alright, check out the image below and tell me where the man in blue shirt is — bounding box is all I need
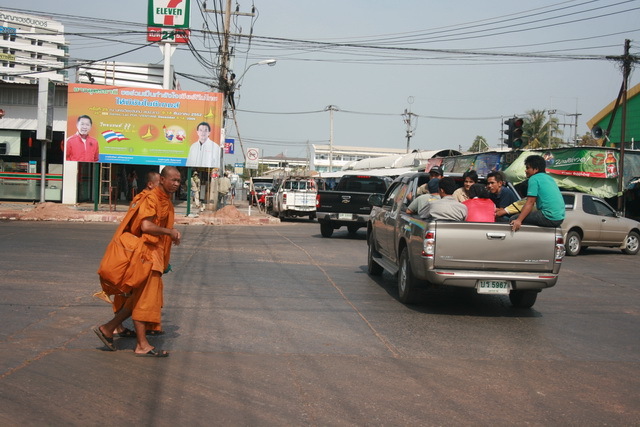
[510,155,565,231]
[487,171,519,222]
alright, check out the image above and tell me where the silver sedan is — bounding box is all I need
[562,191,640,256]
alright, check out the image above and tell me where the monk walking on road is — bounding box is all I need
[93,166,182,357]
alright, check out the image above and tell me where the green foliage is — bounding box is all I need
[522,109,563,149]
[469,135,489,152]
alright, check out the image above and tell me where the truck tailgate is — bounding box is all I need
[433,222,558,272]
[292,192,315,207]
[317,191,373,214]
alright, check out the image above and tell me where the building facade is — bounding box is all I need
[0,10,69,84]
[311,144,407,172]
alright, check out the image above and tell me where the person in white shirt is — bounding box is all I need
[186,122,220,168]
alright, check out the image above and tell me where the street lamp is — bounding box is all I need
[236,59,277,87]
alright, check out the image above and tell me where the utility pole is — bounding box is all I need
[606,39,639,212]
[547,109,556,148]
[202,2,256,208]
[564,113,581,146]
[402,97,416,153]
[618,39,631,212]
[402,108,416,153]
[326,105,338,172]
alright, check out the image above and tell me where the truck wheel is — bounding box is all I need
[509,290,538,308]
[320,222,334,238]
[367,236,384,276]
[622,231,640,255]
[347,225,359,234]
[398,248,418,304]
[565,231,582,256]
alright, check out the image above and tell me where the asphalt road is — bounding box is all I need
[0,221,638,426]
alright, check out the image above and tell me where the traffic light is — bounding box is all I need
[512,117,524,149]
[504,118,514,148]
[504,117,524,149]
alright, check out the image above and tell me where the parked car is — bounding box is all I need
[562,191,640,256]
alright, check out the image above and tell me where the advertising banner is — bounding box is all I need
[543,148,619,179]
[66,84,223,167]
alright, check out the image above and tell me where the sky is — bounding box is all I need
[2,0,640,166]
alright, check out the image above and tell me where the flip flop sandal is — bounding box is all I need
[135,349,169,357]
[146,330,164,336]
[93,327,116,351]
[117,328,137,338]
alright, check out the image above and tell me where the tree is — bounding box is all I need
[469,135,489,152]
[522,109,563,149]
[578,132,602,147]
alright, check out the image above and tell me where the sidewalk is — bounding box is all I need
[0,196,279,225]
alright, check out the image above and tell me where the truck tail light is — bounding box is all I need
[282,194,287,204]
[555,234,565,263]
[422,231,435,258]
[316,194,320,208]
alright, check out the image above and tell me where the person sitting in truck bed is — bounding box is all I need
[452,170,478,203]
[463,184,495,222]
[417,177,467,221]
[510,154,565,232]
[487,171,519,222]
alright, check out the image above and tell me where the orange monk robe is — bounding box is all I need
[122,186,175,330]
[110,189,153,314]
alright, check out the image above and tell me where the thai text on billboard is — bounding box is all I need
[66,84,223,167]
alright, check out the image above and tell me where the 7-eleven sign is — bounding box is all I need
[148,0,190,28]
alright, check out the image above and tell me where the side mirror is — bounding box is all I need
[368,193,384,207]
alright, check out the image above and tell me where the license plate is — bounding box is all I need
[477,280,511,294]
[338,213,353,220]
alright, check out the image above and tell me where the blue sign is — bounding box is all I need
[224,138,234,154]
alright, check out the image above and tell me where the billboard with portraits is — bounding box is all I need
[65,84,223,167]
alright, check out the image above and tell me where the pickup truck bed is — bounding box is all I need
[367,172,565,308]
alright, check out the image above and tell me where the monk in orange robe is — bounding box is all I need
[93,166,181,357]
[96,171,162,337]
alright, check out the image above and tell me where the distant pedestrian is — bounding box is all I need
[218,172,232,209]
[191,171,202,211]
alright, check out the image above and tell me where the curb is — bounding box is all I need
[0,207,280,226]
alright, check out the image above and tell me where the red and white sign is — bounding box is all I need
[147,27,190,43]
[246,148,259,169]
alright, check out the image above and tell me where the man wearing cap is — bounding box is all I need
[414,166,444,198]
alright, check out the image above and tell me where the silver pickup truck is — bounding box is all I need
[367,172,565,308]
